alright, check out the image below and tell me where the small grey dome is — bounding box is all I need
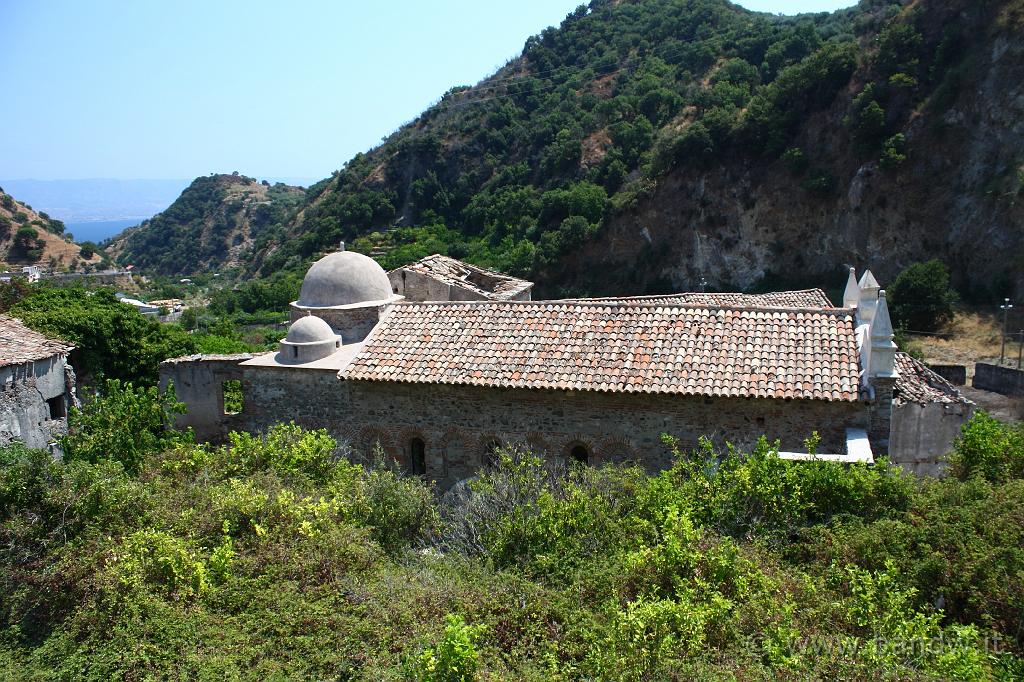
[297,250,392,307]
[285,315,336,343]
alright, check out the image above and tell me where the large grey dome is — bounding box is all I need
[285,315,336,343]
[297,251,392,307]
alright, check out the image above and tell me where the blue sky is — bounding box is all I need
[1,1,855,182]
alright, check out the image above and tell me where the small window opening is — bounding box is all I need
[570,444,589,465]
[46,395,65,420]
[410,438,426,476]
[293,346,299,358]
[222,380,243,415]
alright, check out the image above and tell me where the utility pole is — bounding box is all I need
[999,298,1013,365]
[1018,329,1023,370]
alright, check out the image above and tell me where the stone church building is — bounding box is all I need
[162,249,972,487]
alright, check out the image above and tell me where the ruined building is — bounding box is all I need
[0,315,77,452]
[162,250,973,486]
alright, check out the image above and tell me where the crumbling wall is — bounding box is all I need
[159,354,251,442]
[889,400,974,477]
[0,355,73,450]
[388,269,457,301]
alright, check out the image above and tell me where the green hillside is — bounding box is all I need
[108,173,304,275]
[112,0,1024,299]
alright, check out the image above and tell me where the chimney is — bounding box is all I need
[843,267,860,308]
[339,241,346,252]
[856,269,880,326]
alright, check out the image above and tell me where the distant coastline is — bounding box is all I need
[64,219,143,244]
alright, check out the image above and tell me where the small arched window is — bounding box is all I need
[570,444,589,465]
[410,438,426,476]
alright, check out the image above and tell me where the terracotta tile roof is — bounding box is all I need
[894,352,973,406]
[392,254,533,300]
[0,315,74,368]
[562,289,833,308]
[343,301,860,401]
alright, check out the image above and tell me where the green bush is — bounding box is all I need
[949,411,1024,483]
[62,379,187,475]
[11,287,197,385]
[414,614,485,682]
[888,259,956,332]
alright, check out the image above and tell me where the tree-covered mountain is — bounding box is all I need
[114,0,1024,300]
[106,174,304,275]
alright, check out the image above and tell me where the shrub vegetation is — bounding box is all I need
[1,393,1022,678]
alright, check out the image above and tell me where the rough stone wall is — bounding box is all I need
[973,363,1024,397]
[867,377,895,453]
[240,368,866,490]
[159,355,251,442]
[0,355,74,450]
[289,303,387,343]
[889,401,974,477]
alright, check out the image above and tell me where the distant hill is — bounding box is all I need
[0,188,102,271]
[113,0,1024,301]
[105,174,305,275]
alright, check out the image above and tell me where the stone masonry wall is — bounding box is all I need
[159,355,251,442]
[241,368,867,490]
[0,355,74,450]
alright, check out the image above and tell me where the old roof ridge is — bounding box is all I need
[386,297,854,318]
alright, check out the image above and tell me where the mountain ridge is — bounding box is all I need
[109,0,1024,300]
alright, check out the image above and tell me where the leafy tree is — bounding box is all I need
[10,286,196,384]
[879,133,907,169]
[78,241,99,259]
[62,379,188,475]
[949,412,1024,483]
[888,260,956,332]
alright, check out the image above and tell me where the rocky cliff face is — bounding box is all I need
[549,3,1024,300]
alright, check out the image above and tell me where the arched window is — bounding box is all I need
[570,444,589,465]
[410,438,426,476]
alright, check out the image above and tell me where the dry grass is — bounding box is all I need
[911,309,1022,369]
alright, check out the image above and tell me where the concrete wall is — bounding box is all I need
[889,400,974,477]
[159,355,251,442]
[239,366,866,490]
[973,363,1024,397]
[0,355,75,450]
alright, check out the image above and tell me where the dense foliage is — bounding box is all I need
[888,259,957,332]
[4,285,196,385]
[1,399,1022,678]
